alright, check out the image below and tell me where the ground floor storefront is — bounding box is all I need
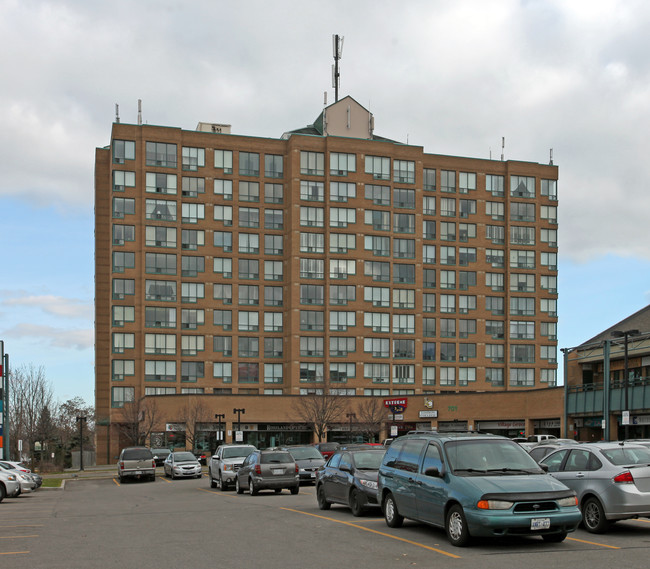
[97,387,564,464]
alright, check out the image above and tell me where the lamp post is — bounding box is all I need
[611,329,640,440]
[233,408,245,442]
[346,412,356,443]
[76,416,87,471]
[214,413,225,450]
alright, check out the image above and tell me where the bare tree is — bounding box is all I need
[118,397,159,446]
[293,388,349,442]
[355,397,386,443]
[8,364,54,463]
[176,398,211,451]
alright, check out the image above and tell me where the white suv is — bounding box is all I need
[208,444,256,490]
[0,469,20,502]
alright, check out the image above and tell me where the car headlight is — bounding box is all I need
[7,474,16,481]
[359,479,378,490]
[558,496,578,507]
[223,464,233,471]
[477,500,513,510]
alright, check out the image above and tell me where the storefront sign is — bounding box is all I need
[384,398,408,413]
[166,423,185,431]
[478,420,525,430]
[419,410,438,418]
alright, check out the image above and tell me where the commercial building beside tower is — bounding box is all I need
[94,96,561,464]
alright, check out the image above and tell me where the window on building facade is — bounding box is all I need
[214,149,233,172]
[365,155,390,180]
[300,151,325,175]
[146,142,177,168]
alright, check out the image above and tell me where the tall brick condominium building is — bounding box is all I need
[95,96,559,461]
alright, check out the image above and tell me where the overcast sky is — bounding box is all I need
[1,0,649,404]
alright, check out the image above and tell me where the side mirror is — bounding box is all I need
[424,466,443,478]
[539,463,549,472]
[339,464,351,473]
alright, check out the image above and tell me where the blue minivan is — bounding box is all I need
[377,431,582,546]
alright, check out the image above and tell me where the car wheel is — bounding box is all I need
[349,489,364,517]
[150,473,156,482]
[446,504,471,547]
[583,497,609,533]
[249,478,259,496]
[16,488,21,497]
[383,493,404,528]
[317,485,331,510]
[0,483,6,503]
[236,477,244,494]
[542,531,567,543]
[219,473,227,491]
[290,485,299,495]
[209,469,217,488]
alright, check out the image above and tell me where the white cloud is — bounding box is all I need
[1,294,92,320]
[2,323,93,351]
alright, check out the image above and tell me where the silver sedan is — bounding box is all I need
[541,442,650,533]
[163,451,203,480]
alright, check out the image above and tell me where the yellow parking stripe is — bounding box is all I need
[0,525,42,528]
[0,552,29,555]
[0,535,38,539]
[566,537,620,549]
[281,508,461,559]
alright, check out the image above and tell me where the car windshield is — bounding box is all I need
[173,452,197,462]
[352,451,384,470]
[223,447,255,459]
[288,447,323,460]
[152,449,170,456]
[445,439,542,475]
[261,452,293,464]
[601,446,650,465]
[122,449,152,460]
[318,443,339,451]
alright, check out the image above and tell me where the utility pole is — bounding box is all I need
[76,416,87,470]
[214,413,225,451]
[233,408,245,443]
[0,341,8,461]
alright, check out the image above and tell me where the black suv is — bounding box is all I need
[378,431,581,546]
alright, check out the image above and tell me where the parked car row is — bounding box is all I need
[0,460,42,502]
[316,432,585,548]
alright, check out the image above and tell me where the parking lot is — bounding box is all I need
[2,472,650,569]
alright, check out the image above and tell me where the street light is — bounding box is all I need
[233,408,245,442]
[346,412,356,443]
[214,413,225,450]
[611,329,640,440]
[76,416,87,471]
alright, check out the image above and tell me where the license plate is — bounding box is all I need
[310,472,316,478]
[272,468,283,475]
[135,470,142,475]
[531,518,550,531]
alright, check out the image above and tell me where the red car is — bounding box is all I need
[313,442,340,460]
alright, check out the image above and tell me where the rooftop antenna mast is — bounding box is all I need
[115,103,120,123]
[332,34,344,102]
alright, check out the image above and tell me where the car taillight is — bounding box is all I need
[255,465,262,475]
[119,462,124,469]
[295,464,299,473]
[614,471,634,484]
[151,460,156,468]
